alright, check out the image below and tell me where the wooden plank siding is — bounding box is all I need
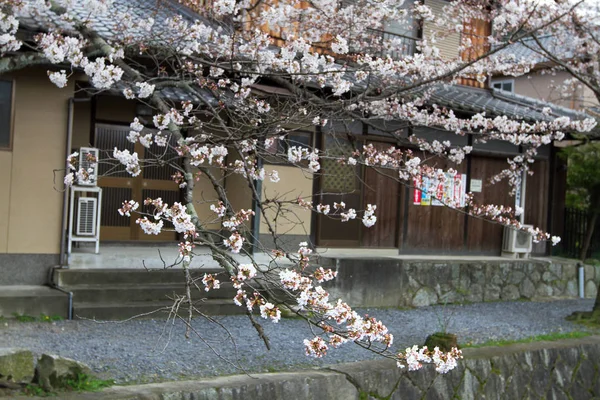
[525,160,550,254]
[314,126,558,255]
[361,145,400,248]
[402,156,467,253]
[465,155,514,253]
[458,17,491,88]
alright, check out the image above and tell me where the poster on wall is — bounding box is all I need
[413,176,422,205]
[445,174,455,205]
[457,174,467,207]
[413,173,467,208]
[420,176,431,206]
[432,176,444,206]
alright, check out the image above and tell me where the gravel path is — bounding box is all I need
[0,299,597,384]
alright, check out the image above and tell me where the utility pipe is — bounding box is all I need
[578,262,585,299]
[59,97,91,267]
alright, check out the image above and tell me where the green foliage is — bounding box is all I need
[562,143,600,212]
[9,313,63,323]
[23,384,53,397]
[21,374,113,397]
[462,331,591,348]
[566,188,589,210]
[39,314,63,323]
[12,313,36,322]
[62,373,114,392]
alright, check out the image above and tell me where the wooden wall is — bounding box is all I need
[465,156,513,254]
[314,125,559,255]
[398,152,553,255]
[401,157,467,252]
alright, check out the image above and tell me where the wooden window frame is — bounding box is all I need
[0,79,15,151]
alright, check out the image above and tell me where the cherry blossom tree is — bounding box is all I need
[1,0,598,372]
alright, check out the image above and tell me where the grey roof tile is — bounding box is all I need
[19,0,223,41]
[493,35,572,67]
[429,83,591,124]
[17,2,596,131]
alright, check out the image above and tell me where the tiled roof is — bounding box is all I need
[18,0,223,40]
[430,84,590,123]
[19,0,222,104]
[493,35,572,67]
[17,2,596,131]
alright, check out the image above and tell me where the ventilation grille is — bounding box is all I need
[515,230,531,248]
[77,197,97,236]
[78,147,99,186]
[502,225,533,253]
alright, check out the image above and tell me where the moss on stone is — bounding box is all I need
[424,332,458,352]
[0,349,34,384]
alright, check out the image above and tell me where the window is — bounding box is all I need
[264,131,313,164]
[492,79,514,93]
[0,80,13,149]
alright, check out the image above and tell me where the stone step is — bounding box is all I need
[72,299,245,320]
[0,286,69,319]
[63,283,237,303]
[53,268,224,287]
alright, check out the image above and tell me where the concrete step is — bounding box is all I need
[53,268,224,286]
[73,299,245,320]
[0,286,69,319]
[63,283,237,303]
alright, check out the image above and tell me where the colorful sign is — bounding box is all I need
[413,176,422,205]
[413,173,467,208]
[420,176,431,206]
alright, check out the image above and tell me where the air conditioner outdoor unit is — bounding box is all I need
[502,225,533,254]
[76,197,97,236]
[77,147,99,186]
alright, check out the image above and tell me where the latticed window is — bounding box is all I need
[321,136,357,193]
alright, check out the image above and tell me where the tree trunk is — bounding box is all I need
[580,211,598,261]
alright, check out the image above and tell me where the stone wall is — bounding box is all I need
[37,336,600,399]
[318,257,600,308]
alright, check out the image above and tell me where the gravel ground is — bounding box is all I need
[0,299,597,384]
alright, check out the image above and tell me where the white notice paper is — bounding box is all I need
[470,179,482,193]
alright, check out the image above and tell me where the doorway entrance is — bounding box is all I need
[95,123,180,241]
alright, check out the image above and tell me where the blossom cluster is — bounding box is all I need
[287,146,320,172]
[300,199,377,228]
[397,345,463,374]
[117,197,198,261]
[113,148,141,177]
[63,151,98,187]
[0,4,21,53]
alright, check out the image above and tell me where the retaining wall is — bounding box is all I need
[319,257,600,308]
[27,336,600,399]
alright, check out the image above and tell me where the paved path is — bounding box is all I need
[68,244,553,269]
[0,299,597,384]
